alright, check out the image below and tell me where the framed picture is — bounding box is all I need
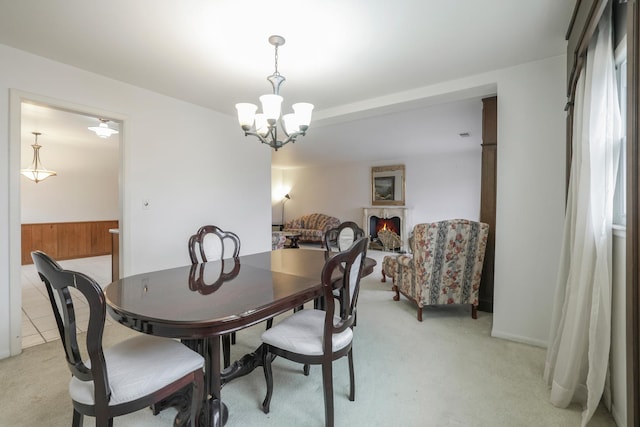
[372,165,405,206]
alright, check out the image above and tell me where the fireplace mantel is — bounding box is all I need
[363,207,409,252]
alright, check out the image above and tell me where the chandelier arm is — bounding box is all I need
[280,134,297,146]
[291,130,305,138]
[284,129,305,140]
[269,124,278,143]
[32,145,41,169]
[243,130,270,146]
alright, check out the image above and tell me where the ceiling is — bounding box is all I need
[20,103,120,149]
[0,0,574,167]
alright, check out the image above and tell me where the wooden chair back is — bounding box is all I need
[31,250,112,409]
[188,225,240,263]
[324,221,365,254]
[321,237,368,342]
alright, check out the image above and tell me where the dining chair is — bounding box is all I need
[188,224,241,369]
[260,237,368,427]
[323,221,365,255]
[188,224,241,264]
[322,221,365,317]
[31,250,204,427]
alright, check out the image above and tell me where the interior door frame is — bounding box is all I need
[7,89,126,356]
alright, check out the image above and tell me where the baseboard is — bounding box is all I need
[491,329,548,348]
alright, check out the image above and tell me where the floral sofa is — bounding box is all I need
[283,213,341,247]
[383,219,489,321]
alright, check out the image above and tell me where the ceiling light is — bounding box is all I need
[235,35,314,151]
[88,118,119,138]
[20,132,57,183]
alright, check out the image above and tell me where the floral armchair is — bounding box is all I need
[384,219,489,321]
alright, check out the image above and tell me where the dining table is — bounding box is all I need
[104,248,376,427]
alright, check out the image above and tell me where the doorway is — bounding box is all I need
[8,90,125,355]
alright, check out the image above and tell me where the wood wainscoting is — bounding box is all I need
[21,220,118,265]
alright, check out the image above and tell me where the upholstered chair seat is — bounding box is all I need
[262,310,353,356]
[69,335,204,406]
[381,254,399,284]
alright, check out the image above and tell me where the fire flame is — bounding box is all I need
[375,219,398,235]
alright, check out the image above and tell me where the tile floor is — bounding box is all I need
[21,255,113,349]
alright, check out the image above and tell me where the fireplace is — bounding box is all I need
[362,207,409,252]
[369,216,402,251]
[369,216,401,239]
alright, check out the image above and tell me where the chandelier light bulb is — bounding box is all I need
[255,114,269,137]
[282,113,299,135]
[235,103,258,130]
[259,94,283,123]
[292,103,314,130]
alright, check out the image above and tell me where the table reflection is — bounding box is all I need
[188,258,241,295]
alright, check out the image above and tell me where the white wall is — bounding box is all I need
[405,149,482,224]
[0,43,272,359]
[271,167,286,224]
[20,131,119,223]
[278,148,482,231]
[491,56,566,346]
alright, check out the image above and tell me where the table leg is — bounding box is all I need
[206,337,229,427]
[172,341,275,425]
[220,343,266,385]
[157,337,230,426]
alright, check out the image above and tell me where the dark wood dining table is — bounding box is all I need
[104,248,376,427]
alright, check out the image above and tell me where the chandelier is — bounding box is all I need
[20,132,57,183]
[235,35,314,151]
[88,118,119,138]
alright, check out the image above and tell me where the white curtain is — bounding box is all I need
[544,5,621,426]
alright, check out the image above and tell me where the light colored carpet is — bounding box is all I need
[0,249,617,426]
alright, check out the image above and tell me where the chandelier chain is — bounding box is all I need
[273,44,280,76]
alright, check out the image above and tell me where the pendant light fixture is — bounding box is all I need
[235,35,314,151]
[20,132,57,183]
[88,118,119,138]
